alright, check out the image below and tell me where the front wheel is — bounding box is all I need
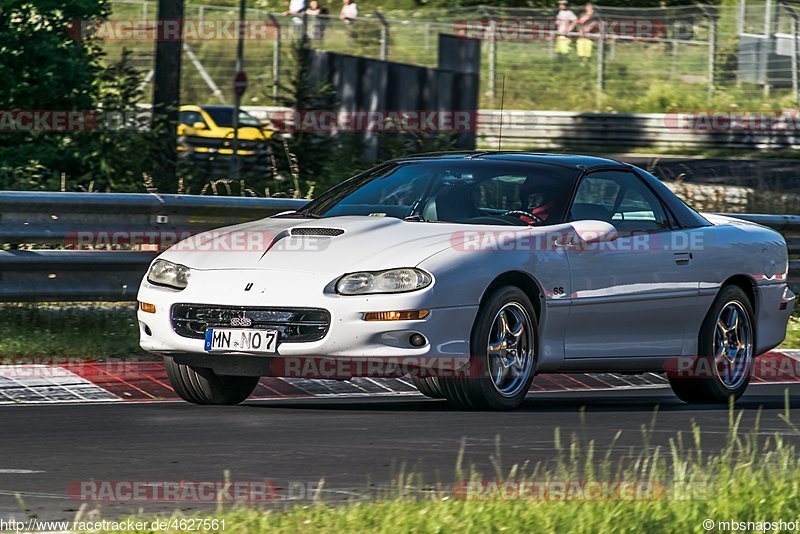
[439,285,537,410]
[411,376,445,399]
[164,357,259,405]
[668,285,755,403]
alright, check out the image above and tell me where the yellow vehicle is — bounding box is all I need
[177,105,273,167]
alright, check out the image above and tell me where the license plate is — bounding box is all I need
[204,328,279,354]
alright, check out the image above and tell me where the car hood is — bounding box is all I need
[158,216,498,274]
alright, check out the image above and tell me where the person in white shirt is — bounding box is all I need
[555,0,577,36]
[339,0,358,24]
[283,0,306,15]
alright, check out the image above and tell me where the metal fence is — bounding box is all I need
[0,191,796,302]
[99,0,793,114]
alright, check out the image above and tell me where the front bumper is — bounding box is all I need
[137,268,477,375]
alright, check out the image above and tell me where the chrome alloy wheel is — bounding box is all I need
[486,302,534,398]
[714,300,753,390]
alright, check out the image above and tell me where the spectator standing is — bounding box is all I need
[307,0,330,39]
[306,0,322,14]
[555,1,577,35]
[283,0,306,15]
[575,1,598,60]
[578,2,599,35]
[554,0,577,56]
[340,0,358,24]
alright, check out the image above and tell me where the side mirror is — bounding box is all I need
[192,121,207,130]
[570,220,618,244]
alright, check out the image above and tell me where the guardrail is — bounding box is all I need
[243,107,800,152]
[0,191,796,301]
[476,110,800,151]
[0,192,307,301]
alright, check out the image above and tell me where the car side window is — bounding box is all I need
[570,171,671,233]
[179,111,205,127]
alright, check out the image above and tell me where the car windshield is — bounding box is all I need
[203,107,262,128]
[293,160,579,226]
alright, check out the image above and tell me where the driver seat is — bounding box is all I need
[422,185,480,222]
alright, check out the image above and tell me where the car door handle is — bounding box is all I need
[673,252,692,265]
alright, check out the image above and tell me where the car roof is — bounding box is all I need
[392,151,628,171]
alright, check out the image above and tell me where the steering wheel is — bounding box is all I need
[501,210,544,225]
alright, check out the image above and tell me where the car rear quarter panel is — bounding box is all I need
[693,215,792,355]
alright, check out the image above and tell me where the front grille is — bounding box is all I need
[290,227,344,237]
[171,304,330,342]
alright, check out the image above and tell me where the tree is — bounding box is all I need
[273,32,340,197]
[0,0,167,192]
[0,0,107,189]
[76,49,167,192]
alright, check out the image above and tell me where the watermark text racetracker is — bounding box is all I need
[0,110,148,132]
[69,18,279,41]
[63,227,709,254]
[64,229,332,252]
[451,228,707,253]
[664,111,800,132]
[69,480,277,503]
[453,479,665,501]
[452,17,676,41]
[0,110,476,133]
[267,352,800,380]
[269,110,476,133]
[6,354,800,382]
[68,479,323,503]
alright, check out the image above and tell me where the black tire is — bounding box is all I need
[668,285,755,404]
[439,285,538,410]
[411,376,445,399]
[164,357,259,405]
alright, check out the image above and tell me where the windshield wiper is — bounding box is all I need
[403,214,427,222]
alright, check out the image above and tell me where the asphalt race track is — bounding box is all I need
[3,382,800,522]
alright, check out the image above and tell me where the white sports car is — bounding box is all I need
[137,153,795,410]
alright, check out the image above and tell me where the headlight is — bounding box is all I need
[147,259,191,290]
[336,268,432,295]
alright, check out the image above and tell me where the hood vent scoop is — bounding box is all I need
[290,227,345,237]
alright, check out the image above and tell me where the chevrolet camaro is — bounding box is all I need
[137,153,795,410]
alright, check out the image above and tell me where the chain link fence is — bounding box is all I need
[99,0,800,113]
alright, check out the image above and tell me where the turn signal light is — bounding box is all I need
[363,310,430,321]
[139,302,157,313]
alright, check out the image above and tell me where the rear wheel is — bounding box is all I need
[439,286,537,410]
[668,285,755,404]
[411,377,445,399]
[164,357,259,405]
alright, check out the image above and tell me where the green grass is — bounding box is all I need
[72,399,800,533]
[0,303,144,358]
[781,315,800,351]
